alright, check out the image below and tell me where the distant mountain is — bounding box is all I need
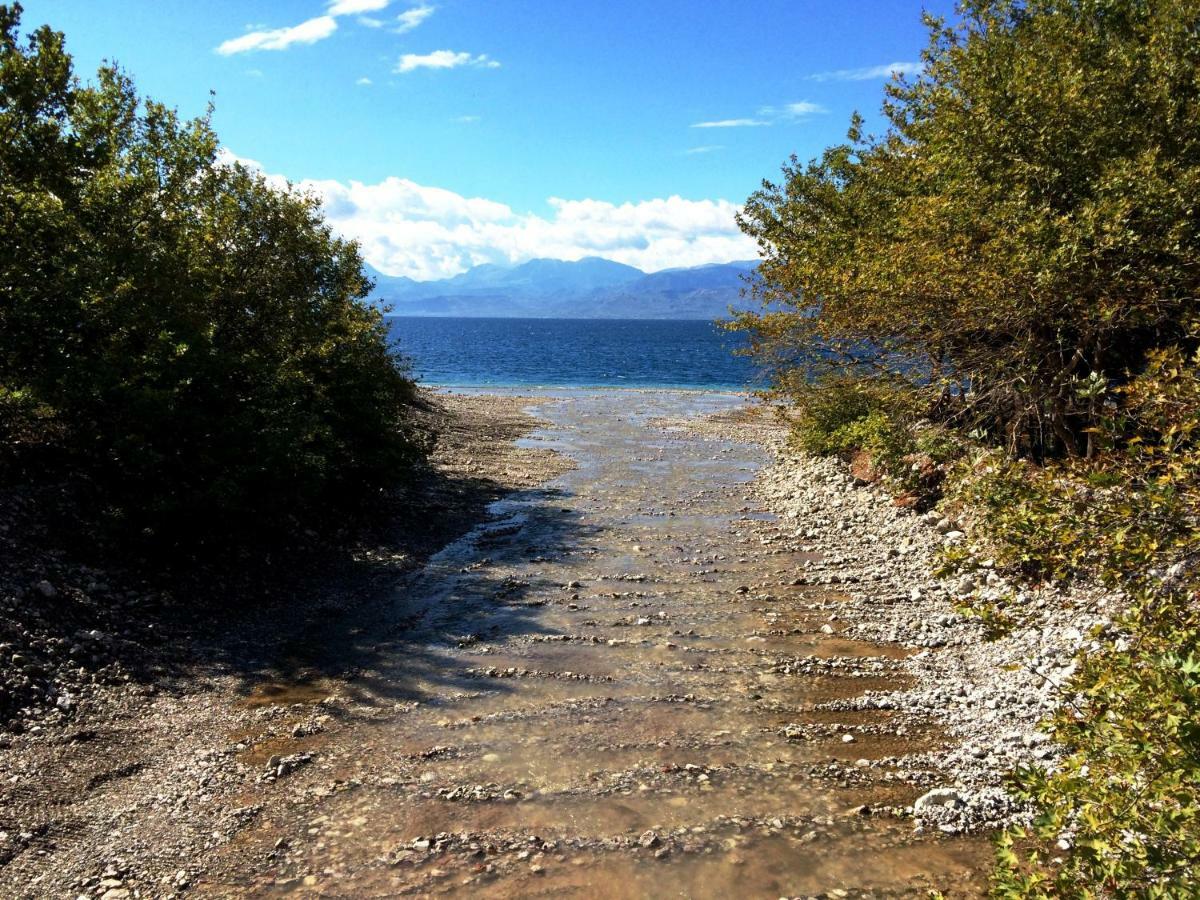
[366,256,758,319]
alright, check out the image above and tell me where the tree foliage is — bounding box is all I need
[733,0,1200,460]
[0,3,425,544]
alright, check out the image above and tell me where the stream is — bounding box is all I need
[217,390,988,898]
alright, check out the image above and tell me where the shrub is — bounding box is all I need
[995,597,1200,896]
[0,4,426,546]
[789,375,964,501]
[791,378,910,457]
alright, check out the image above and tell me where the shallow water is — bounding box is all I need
[215,390,987,897]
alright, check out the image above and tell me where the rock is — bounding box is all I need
[914,788,966,811]
[849,450,880,484]
[638,830,660,848]
[819,623,835,635]
[34,580,56,599]
[841,733,856,744]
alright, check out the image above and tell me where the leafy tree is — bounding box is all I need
[0,3,425,545]
[733,0,1200,459]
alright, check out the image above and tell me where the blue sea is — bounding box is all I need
[386,317,759,390]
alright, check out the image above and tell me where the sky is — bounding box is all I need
[18,0,959,280]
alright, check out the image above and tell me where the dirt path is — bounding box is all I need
[3,390,990,899]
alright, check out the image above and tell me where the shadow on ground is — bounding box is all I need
[215,483,590,715]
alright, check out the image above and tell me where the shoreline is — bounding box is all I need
[746,433,1112,835]
[0,392,572,893]
[430,383,754,396]
[0,387,1061,895]
[669,403,1104,835]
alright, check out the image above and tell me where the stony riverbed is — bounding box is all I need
[0,389,1109,898]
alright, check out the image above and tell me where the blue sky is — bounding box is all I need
[19,0,958,278]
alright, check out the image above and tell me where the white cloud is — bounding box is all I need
[217,1,396,55]
[395,4,435,33]
[328,0,389,14]
[691,118,769,129]
[695,101,826,130]
[685,145,723,154]
[217,16,337,55]
[395,50,499,73]
[455,115,481,123]
[220,151,757,280]
[805,61,922,82]
[359,16,385,27]
[778,101,827,118]
[356,76,373,85]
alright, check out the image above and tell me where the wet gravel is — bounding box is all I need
[0,390,1054,898]
[704,412,1120,837]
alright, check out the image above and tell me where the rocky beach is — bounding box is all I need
[0,390,1109,898]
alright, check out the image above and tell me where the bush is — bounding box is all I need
[791,378,911,457]
[0,4,426,546]
[995,598,1200,896]
[789,376,963,501]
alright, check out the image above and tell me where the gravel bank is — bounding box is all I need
[749,438,1120,835]
[0,390,1096,897]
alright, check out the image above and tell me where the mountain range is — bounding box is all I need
[367,257,758,319]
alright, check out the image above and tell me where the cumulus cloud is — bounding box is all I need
[691,118,769,129]
[395,4,436,33]
[805,61,922,82]
[217,16,338,55]
[219,151,757,280]
[395,50,499,73]
[356,76,373,85]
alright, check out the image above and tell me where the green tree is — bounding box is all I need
[733,0,1200,460]
[0,2,426,544]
